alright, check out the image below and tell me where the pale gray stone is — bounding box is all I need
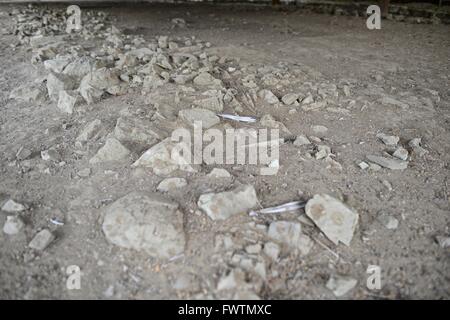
[178,108,220,129]
[3,216,24,235]
[326,276,357,297]
[366,155,408,170]
[1,199,26,213]
[157,177,187,192]
[198,185,258,220]
[102,192,185,259]
[89,138,130,164]
[29,229,55,251]
[305,194,359,246]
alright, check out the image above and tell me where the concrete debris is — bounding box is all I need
[102,192,185,259]
[157,177,187,192]
[376,133,399,146]
[358,161,370,170]
[29,229,55,251]
[193,72,222,87]
[377,213,399,230]
[281,93,300,105]
[326,276,357,297]
[178,108,220,129]
[46,72,77,101]
[41,148,61,162]
[132,137,196,175]
[305,194,358,246]
[293,135,311,146]
[89,138,130,164]
[198,185,258,220]
[1,199,27,213]
[57,90,81,114]
[392,146,409,161]
[267,221,313,255]
[408,138,428,156]
[79,68,121,104]
[315,145,331,160]
[258,89,279,104]
[114,116,163,148]
[76,119,103,143]
[3,216,25,235]
[207,168,231,178]
[366,155,408,170]
[263,242,280,261]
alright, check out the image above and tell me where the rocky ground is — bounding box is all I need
[0,3,449,299]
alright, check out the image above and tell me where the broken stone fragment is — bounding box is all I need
[207,168,231,178]
[267,221,313,255]
[79,67,121,104]
[102,192,185,259]
[263,242,280,261]
[29,229,55,251]
[76,119,103,143]
[305,194,359,246]
[193,72,222,87]
[260,114,291,134]
[326,276,357,297]
[366,155,408,170]
[3,216,25,235]
[178,108,220,129]
[114,116,163,150]
[157,177,187,192]
[132,137,196,176]
[281,93,300,105]
[376,133,399,146]
[408,138,428,157]
[392,146,409,161]
[315,145,331,160]
[46,72,77,102]
[377,213,399,230]
[293,135,311,146]
[379,96,409,109]
[41,148,61,162]
[43,56,71,74]
[1,199,27,213]
[198,185,258,220]
[57,90,81,114]
[193,96,224,112]
[258,89,279,104]
[89,138,130,164]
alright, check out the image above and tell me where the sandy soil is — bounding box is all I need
[0,3,449,299]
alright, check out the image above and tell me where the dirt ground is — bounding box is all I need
[0,3,449,299]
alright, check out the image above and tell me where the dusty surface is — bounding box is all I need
[0,3,449,299]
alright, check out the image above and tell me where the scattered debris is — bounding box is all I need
[377,213,399,230]
[29,229,55,251]
[326,276,357,297]
[198,185,258,220]
[392,146,409,161]
[305,194,358,246]
[3,216,25,235]
[1,199,27,213]
[267,221,313,255]
[102,192,185,258]
[207,168,231,178]
[157,177,187,192]
[408,138,428,156]
[89,138,130,164]
[249,200,305,216]
[366,155,408,170]
[376,133,399,146]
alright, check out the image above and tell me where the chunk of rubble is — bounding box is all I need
[293,135,311,146]
[193,72,222,87]
[132,137,196,175]
[76,119,103,143]
[46,72,77,101]
[207,168,231,178]
[281,93,300,105]
[57,90,81,114]
[267,221,313,255]
[376,133,399,146]
[258,89,279,104]
[408,138,428,157]
[435,236,450,248]
[29,229,55,251]
[305,194,359,246]
[1,199,27,213]
[89,138,130,164]
[178,108,220,129]
[79,68,121,104]
[157,177,187,192]
[198,185,258,220]
[392,146,409,161]
[3,216,25,235]
[114,116,163,149]
[377,213,399,230]
[263,242,280,261]
[326,276,357,297]
[366,155,408,170]
[260,114,291,134]
[102,192,185,259]
[43,56,72,74]
[315,145,331,160]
